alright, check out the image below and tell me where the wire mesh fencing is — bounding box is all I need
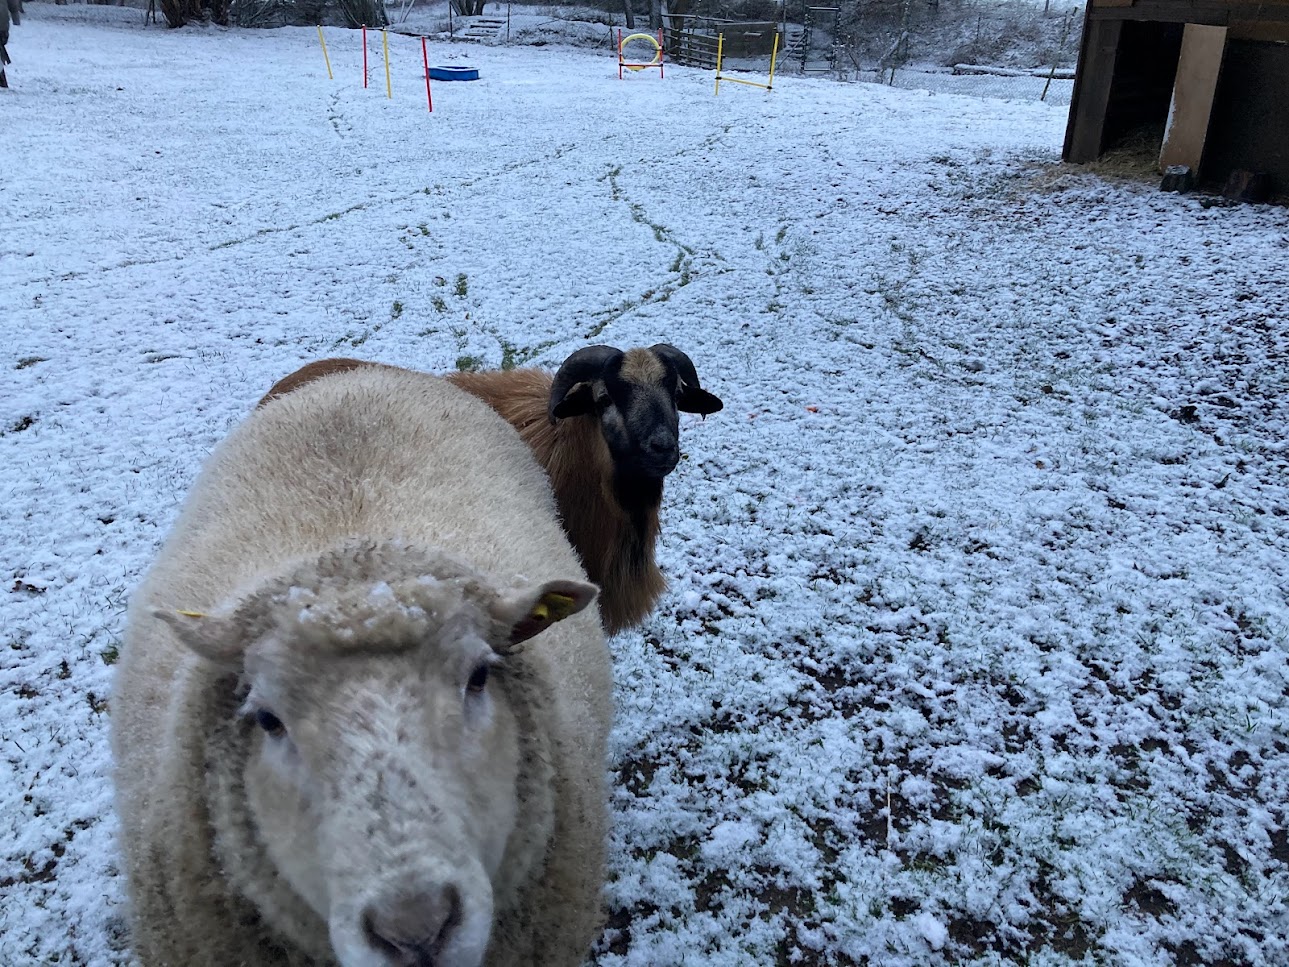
[784,0,1083,105]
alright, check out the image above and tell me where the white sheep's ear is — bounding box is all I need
[494,581,599,649]
[154,609,245,669]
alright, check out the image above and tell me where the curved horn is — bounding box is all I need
[649,344,724,415]
[548,345,623,423]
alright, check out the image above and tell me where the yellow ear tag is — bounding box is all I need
[529,602,551,623]
[175,609,207,619]
[539,592,577,622]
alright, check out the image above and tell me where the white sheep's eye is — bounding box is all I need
[467,664,490,694]
[255,709,287,738]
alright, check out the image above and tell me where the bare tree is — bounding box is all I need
[160,0,202,27]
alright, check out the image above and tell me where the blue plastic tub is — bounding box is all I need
[428,66,480,81]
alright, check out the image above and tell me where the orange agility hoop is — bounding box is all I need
[618,29,665,79]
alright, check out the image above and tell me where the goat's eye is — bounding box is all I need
[467,664,490,693]
[255,709,286,738]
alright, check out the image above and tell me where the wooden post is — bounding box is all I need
[1063,15,1122,163]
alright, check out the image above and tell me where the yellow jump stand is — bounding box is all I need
[714,31,779,95]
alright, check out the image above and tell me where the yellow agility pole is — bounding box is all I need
[715,31,779,93]
[317,25,333,80]
[383,30,392,98]
[716,33,726,95]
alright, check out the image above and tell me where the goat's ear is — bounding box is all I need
[677,384,724,415]
[550,381,596,422]
[492,580,599,649]
[549,345,623,423]
[154,609,245,669]
[649,344,723,415]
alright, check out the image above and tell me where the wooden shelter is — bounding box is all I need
[1064,0,1289,196]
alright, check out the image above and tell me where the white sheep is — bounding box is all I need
[112,366,611,967]
[260,344,724,636]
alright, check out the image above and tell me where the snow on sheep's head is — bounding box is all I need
[157,540,596,967]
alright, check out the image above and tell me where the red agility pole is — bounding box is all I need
[421,37,434,113]
[362,25,368,88]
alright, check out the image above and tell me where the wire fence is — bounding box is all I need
[814,0,1084,105]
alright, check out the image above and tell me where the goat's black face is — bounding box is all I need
[599,367,682,479]
[550,344,724,482]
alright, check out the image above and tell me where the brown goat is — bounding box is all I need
[258,346,723,636]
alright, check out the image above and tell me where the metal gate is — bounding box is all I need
[801,5,840,73]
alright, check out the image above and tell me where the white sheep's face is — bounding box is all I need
[159,548,597,967]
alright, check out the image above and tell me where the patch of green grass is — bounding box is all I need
[498,338,557,371]
[431,296,447,313]
[499,340,520,371]
[16,357,47,370]
[391,301,404,319]
[456,355,482,372]
[100,645,119,666]
[454,274,468,298]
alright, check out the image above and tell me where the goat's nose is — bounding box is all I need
[362,883,461,965]
[644,430,678,457]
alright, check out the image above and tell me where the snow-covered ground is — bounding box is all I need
[2,8,1287,966]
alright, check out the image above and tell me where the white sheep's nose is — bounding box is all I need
[361,883,462,966]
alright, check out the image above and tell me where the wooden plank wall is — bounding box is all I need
[1159,24,1228,173]
[1089,0,1289,25]
[1065,0,1289,165]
